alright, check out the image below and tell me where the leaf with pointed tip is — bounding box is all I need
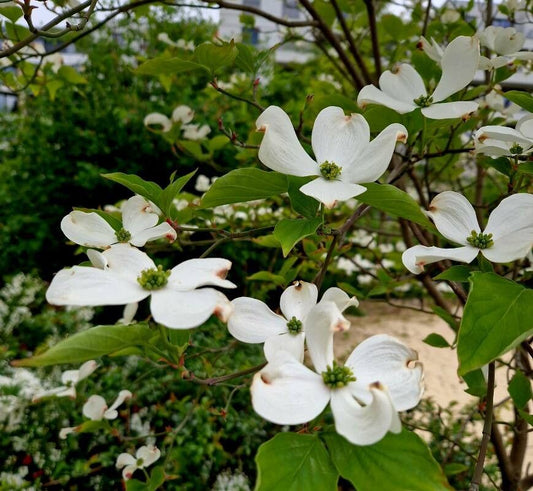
[458,273,533,375]
[273,217,323,256]
[12,324,155,367]
[102,173,162,205]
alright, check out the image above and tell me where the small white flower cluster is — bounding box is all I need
[157,33,195,51]
[144,104,211,140]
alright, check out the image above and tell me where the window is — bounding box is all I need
[242,27,260,46]
[282,0,300,18]
[243,0,261,7]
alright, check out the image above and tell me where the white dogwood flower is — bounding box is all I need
[256,105,407,208]
[251,301,423,445]
[228,281,358,362]
[479,26,533,70]
[46,244,235,329]
[358,36,480,120]
[32,360,98,401]
[60,390,132,439]
[144,113,172,132]
[182,123,211,140]
[61,195,176,249]
[402,191,533,274]
[475,114,533,157]
[116,445,161,481]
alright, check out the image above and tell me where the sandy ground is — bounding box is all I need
[337,300,533,468]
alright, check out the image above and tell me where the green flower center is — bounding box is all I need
[466,230,494,249]
[413,95,434,108]
[321,361,356,388]
[320,161,342,180]
[115,227,132,243]
[137,265,171,290]
[510,143,524,155]
[286,316,303,335]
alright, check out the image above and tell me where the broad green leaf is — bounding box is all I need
[194,40,238,74]
[247,271,287,287]
[505,90,533,113]
[255,433,338,491]
[58,65,87,84]
[434,265,472,282]
[323,430,450,491]
[126,479,149,491]
[423,333,450,348]
[12,324,155,367]
[148,466,166,491]
[273,217,323,256]
[518,162,533,176]
[457,273,533,375]
[479,156,512,177]
[0,6,22,22]
[444,463,469,476]
[76,420,109,434]
[357,183,435,230]
[462,369,487,397]
[287,176,319,218]
[102,172,163,204]
[159,170,196,217]
[167,328,190,348]
[508,371,532,409]
[46,80,64,101]
[431,306,459,332]
[200,168,287,208]
[137,57,207,76]
[253,235,281,248]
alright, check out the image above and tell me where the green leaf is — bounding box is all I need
[505,90,533,113]
[137,57,207,76]
[126,479,149,491]
[255,433,338,491]
[444,463,469,476]
[200,168,287,208]
[102,172,163,204]
[0,6,22,22]
[431,306,459,332]
[508,371,532,409]
[462,369,487,397]
[194,40,238,74]
[148,466,166,491]
[159,170,196,217]
[58,66,87,85]
[357,183,435,230]
[76,420,110,434]
[518,162,533,176]
[46,79,64,101]
[423,333,450,348]
[287,176,319,218]
[273,217,323,256]
[457,272,533,375]
[479,156,512,177]
[433,265,472,282]
[323,430,450,491]
[167,328,190,349]
[247,271,287,287]
[12,324,155,367]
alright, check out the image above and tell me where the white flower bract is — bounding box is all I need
[227,281,357,362]
[46,244,236,329]
[358,36,480,120]
[116,444,161,480]
[402,191,533,274]
[61,195,176,248]
[256,105,407,208]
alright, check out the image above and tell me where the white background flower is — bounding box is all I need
[116,444,161,480]
[256,105,407,208]
[46,244,236,329]
[250,301,423,445]
[358,36,480,120]
[479,26,533,70]
[402,192,533,274]
[32,360,98,401]
[61,195,176,248]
